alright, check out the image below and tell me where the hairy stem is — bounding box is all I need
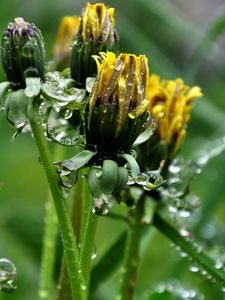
[153,212,225,286]
[28,102,86,300]
[118,199,144,300]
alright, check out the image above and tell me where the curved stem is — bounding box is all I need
[80,178,98,298]
[153,212,225,286]
[118,199,144,300]
[28,102,86,300]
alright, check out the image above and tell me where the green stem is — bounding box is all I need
[39,191,57,300]
[56,172,84,300]
[153,212,225,286]
[38,146,64,300]
[118,199,144,300]
[28,103,86,300]
[80,178,98,298]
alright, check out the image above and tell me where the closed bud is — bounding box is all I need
[85,52,150,162]
[1,17,46,89]
[70,3,119,87]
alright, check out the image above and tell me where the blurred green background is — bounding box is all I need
[0,0,225,299]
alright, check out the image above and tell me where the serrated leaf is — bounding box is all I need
[25,77,41,97]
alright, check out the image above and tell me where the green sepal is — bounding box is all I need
[60,150,96,171]
[25,77,41,97]
[88,166,102,197]
[0,81,11,109]
[100,160,118,195]
[41,82,85,105]
[5,89,29,135]
[113,167,128,196]
[119,153,140,178]
[133,119,156,146]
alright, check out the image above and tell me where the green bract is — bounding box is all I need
[1,17,46,89]
[70,3,119,87]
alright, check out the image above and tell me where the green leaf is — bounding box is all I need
[133,120,156,146]
[25,77,41,97]
[61,150,96,171]
[90,231,127,294]
[0,81,11,109]
[86,77,96,93]
[5,90,29,135]
[41,72,86,104]
[120,153,140,178]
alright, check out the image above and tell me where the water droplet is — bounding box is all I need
[39,102,49,116]
[0,280,17,294]
[222,287,225,292]
[81,283,87,291]
[214,259,223,270]
[135,173,148,185]
[95,170,102,178]
[0,259,16,283]
[91,246,97,260]
[190,264,199,273]
[60,108,73,120]
[127,176,135,185]
[169,164,181,174]
[22,41,34,58]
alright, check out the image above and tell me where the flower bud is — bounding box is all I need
[146,75,203,163]
[1,17,45,89]
[70,3,119,87]
[85,52,150,162]
[51,16,80,71]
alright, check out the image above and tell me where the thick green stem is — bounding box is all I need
[80,178,98,298]
[39,145,65,300]
[153,212,225,287]
[28,103,86,300]
[56,172,84,300]
[118,199,144,300]
[38,191,57,300]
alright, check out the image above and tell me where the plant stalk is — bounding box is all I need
[118,199,144,300]
[28,102,86,300]
[153,212,225,286]
[80,178,98,298]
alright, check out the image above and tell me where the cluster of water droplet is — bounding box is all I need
[0,258,17,294]
[154,281,204,300]
[171,237,225,291]
[161,158,201,224]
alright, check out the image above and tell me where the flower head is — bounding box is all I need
[147,75,203,158]
[1,17,45,89]
[51,16,80,71]
[85,52,150,161]
[70,3,119,87]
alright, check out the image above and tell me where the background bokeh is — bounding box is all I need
[0,0,225,299]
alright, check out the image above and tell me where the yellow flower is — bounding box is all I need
[147,75,203,158]
[85,52,150,159]
[70,3,119,86]
[51,16,80,71]
[80,3,116,43]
